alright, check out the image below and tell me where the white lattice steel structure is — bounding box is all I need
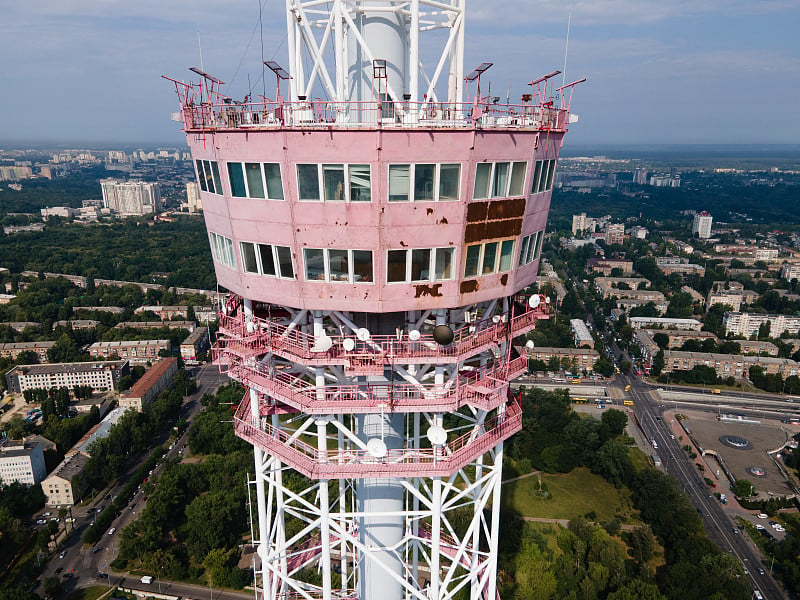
[168,1,581,599]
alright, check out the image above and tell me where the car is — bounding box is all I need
[59,551,67,558]
[62,573,73,579]
[775,525,785,532]
[42,512,51,517]
[98,573,109,579]
[758,568,766,575]
[91,546,103,554]
[757,513,768,519]
[732,528,739,534]
[36,518,47,525]
[54,568,63,575]
[97,506,104,513]
[755,524,766,530]
[107,527,116,535]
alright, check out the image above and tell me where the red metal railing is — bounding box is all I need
[229,354,526,414]
[233,399,521,479]
[180,98,568,133]
[216,299,548,368]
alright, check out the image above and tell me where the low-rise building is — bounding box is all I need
[639,329,718,348]
[53,320,100,330]
[616,296,669,315]
[73,306,125,315]
[193,305,218,324]
[1,322,42,333]
[87,340,170,363]
[656,257,705,277]
[180,328,209,363]
[706,288,758,312]
[723,312,800,338]
[68,407,128,457]
[120,358,179,411]
[114,321,196,332]
[780,263,800,281]
[594,277,650,298]
[570,320,594,349]
[42,453,90,506]
[0,341,55,362]
[0,441,46,486]
[738,340,779,356]
[587,258,634,276]
[629,317,703,331]
[663,350,799,379]
[134,305,190,320]
[525,347,600,372]
[5,361,128,394]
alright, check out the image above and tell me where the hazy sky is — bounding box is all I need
[2,0,799,146]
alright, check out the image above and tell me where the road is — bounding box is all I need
[625,375,786,600]
[37,363,230,597]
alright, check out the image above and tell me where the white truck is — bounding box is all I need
[140,576,153,584]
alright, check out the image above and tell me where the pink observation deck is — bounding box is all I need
[167,3,582,600]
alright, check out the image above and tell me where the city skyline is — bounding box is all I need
[2,1,799,146]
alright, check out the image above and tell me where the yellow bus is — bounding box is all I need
[623,399,634,406]
[624,384,631,392]
[573,397,588,404]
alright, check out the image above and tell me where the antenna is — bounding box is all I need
[562,12,571,89]
[197,30,204,74]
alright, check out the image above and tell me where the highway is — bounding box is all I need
[626,375,786,600]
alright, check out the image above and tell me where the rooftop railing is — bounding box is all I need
[228,354,526,415]
[180,99,567,133]
[233,398,521,479]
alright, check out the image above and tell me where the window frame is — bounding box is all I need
[387,163,462,202]
[196,160,223,195]
[303,248,374,284]
[297,163,373,202]
[518,231,545,266]
[474,161,528,199]
[463,239,517,278]
[386,247,456,284]
[531,159,557,194]
[227,162,285,200]
[239,241,295,279]
[209,232,237,270]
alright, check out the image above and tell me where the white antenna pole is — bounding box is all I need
[198,30,205,73]
[562,12,571,89]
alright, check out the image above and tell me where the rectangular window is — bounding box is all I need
[531,159,557,194]
[482,242,498,273]
[388,165,410,202]
[297,164,321,200]
[414,164,435,201]
[474,163,491,199]
[435,247,454,280]
[305,249,324,280]
[509,162,527,196]
[518,230,545,266]
[241,242,258,273]
[328,249,350,281]
[227,162,283,199]
[352,250,373,282]
[387,250,407,282]
[276,246,294,279]
[491,162,510,197]
[196,160,207,192]
[208,232,236,270]
[264,163,284,200]
[531,161,543,194]
[499,240,515,271]
[259,244,276,276]
[211,161,223,194]
[464,245,481,278]
[349,165,372,202]
[203,160,216,194]
[323,165,346,201]
[438,164,461,201]
[304,249,373,283]
[228,163,247,197]
[386,248,455,283]
[300,164,372,202]
[245,163,266,198]
[411,248,431,281]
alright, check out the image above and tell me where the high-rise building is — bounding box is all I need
[100,179,162,216]
[605,223,625,245]
[692,211,713,238]
[633,168,648,185]
[168,3,581,598]
[186,181,202,212]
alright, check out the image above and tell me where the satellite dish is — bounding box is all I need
[312,335,333,352]
[492,315,502,323]
[525,340,535,350]
[366,438,388,459]
[529,295,541,309]
[408,329,421,341]
[545,296,551,304]
[432,324,454,346]
[356,328,371,342]
[427,426,447,446]
[342,338,356,352]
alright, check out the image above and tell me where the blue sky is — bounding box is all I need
[1,0,798,146]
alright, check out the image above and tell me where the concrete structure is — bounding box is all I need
[114,321,196,332]
[632,168,648,185]
[639,329,717,347]
[526,347,600,371]
[74,306,126,315]
[656,257,705,277]
[663,350,799,379]
[179,327,209,363]
[0,441,46,486]
[192,305,218,324]
[42,453,90,506]
[629,226,648,239]
[706,288,758,312]
[781,263,800,281]
[119,358,178,411]
[594,277,650,297]
[5,361,128,395]
[723,312,800,338]
[41,206,77,219]
[616,295,668,315]
[650,175,681,188]
[587,258,634,276]
[53,319,100,330]
[0,341,55,362]
[87,340,171,364]
[604,223,625,246]
[134,305,190,320]
[570,319,594,348]
[692,211,713,239]
[629,317,703,331]
[168,3,580,597]
[738,340,779,356]
[100,179,162,216]
[69,406,128,456]
[186,181,202,212]
[1,322,42,333]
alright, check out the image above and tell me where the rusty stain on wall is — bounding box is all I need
[414,283,443,298]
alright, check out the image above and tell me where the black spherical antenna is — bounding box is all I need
[432,324,454,346]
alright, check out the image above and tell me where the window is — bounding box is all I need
[474,161,528,199]
[531,159,556,194]
[196,160,223,195]
[297,164,372,202]
[239,242,294,279]
[518,231,544,266]
[463,240,516,277]
[387,163,461,202]
[209,232,236,270]
[304,249,373,283]
[227,162,284,199]
[386,248,455,283]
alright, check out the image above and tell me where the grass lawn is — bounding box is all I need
[503,466,637,523]
[67,586,117,600]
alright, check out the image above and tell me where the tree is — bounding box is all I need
[732,479,755,498]
[607,580,665,600]
[758,321,772,340]
[43,577,61,598]
[651,349,665,377]
[592,439,633,487]
[652,332,669,349]
[593,358,614,378]
[600,409,627,439]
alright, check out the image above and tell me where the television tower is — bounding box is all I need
[167,2,581,599]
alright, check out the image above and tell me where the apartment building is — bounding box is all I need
[628,317,703,331]
[180,328,209,363]
[526,347,600,372]
[133,305,190,320]
[120,358,179,411]
[5,361,128,394]
[586,258,634,276]
[723,312,800,338]
[570,320,594,349]
[87,340,171,364]
[0,441,46,486]
[42,453,90,506]
[0,341,55,362]
[663,351,799,379]
[115,321,196,332]
[594,277,650,297]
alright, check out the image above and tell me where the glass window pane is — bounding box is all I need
[349,164,371,202]
[323,164,346,201]
[388,164,410,202]
[264,163,284,199]
[258,244,276,276]
[225,238,236,268]
[352,250,373,282]
[526,232,538,263]
[414,164,435,201]
[410,249,431,281]
[209,233,218,261]
[546,159,556,190]
[509,162,526,196]
[435,248,454,280]
[276,246,294,278]
[499,240,514,271]
[387,250,408,282]
[203,161,215,194]
[241,242,258,273]
[518,235,530,266]
[196,160,207,192]
[491,162,509,197]
[482,242,498,273]
[228,163,246,197]
[465,245,481,277]
[532,160,543,194]
[245,163,265,198]
[297,164,320,200]
[474,163,491,199]
[211,161,223,195]
[328,249,349,281]
[438,164,460,201]
[304,248,325,281]
[535,230,545,259]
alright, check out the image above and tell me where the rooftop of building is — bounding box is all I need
[181,327,208,344]
[124,358,178,399]
[0,440,41,458]
[89,340,170,348]
[72,406,128,456]
[49,452,90,481]
[12,361,127,376]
